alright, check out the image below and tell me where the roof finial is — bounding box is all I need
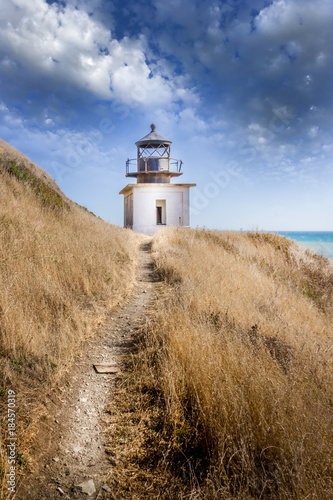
[150,123,156,132]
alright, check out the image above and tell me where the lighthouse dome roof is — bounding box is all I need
[135,124,172,147]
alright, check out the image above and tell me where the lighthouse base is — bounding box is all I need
[129,224,191,236]
[119,183,196,235]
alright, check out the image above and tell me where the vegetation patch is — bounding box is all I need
[104,331,208,499]
[123,227,333,499]
[0,151,142,495]
[2,160,69,210]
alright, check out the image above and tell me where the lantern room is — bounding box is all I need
[126,124,183,183]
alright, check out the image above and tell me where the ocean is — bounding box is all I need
[275,232,333,260]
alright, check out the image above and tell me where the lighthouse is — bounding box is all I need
[119,124,196,235]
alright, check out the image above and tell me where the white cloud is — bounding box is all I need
[178,108,208,133]
[0,102,9,112]
[0,102,122,184]
[308,126,319,139]
[1,0,332,192]
[151,0,333,132]
[0,0,193,107]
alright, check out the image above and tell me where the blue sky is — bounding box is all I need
[0,0,332,230]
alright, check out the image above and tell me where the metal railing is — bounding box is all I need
[126,158,182,175]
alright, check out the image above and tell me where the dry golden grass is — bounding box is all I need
[130,227,333,498]
[0,142,141,494]
[0,138,64,196]
[2,137,332,499]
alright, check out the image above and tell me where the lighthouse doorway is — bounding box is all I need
[156,200,166,225]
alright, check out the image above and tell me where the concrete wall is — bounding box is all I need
[123,184,192,235]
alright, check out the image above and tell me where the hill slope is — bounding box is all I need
[0,139,141,493]
[1,138,332,498]
[110,227,333,499]
[0,138,65,198]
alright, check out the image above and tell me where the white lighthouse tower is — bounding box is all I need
[120,124,196,235]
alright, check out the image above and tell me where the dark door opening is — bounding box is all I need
[156,206,162,225]
[156,200,166,225]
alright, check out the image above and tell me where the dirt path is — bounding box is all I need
[16,239,158,499]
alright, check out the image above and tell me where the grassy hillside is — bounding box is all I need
[1,138,332,498]
[0,140,141,492]
[122,228,333,499]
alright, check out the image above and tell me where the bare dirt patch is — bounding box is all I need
[16,239,159,499]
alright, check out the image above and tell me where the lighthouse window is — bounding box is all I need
[156,200,166,225]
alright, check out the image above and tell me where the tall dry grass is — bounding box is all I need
[142,227,333,498]
[0,149,141,493]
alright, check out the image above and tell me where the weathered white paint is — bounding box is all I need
[120,183,196,235]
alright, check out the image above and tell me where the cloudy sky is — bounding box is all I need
[0,0,332,230]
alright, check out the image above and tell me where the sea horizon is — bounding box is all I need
[274,231,333,260]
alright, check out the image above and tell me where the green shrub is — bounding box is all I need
[2,160,69,211]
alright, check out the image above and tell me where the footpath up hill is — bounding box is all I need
[0,138,141,493]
